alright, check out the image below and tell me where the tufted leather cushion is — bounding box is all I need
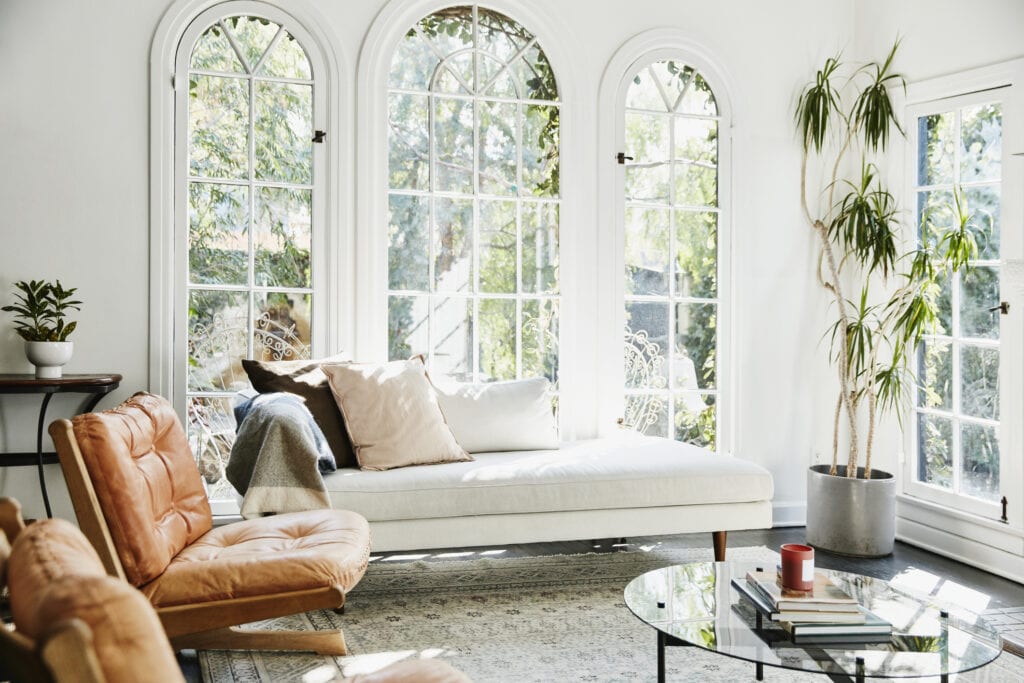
[7,519,185,683]
[8,518,106,636]
[345,660,472,683]
[72,392,213,587]
[142,509,371,607]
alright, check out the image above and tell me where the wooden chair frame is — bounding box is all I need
[49,420,350,655]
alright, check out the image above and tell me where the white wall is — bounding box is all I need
[6,0,1010,526]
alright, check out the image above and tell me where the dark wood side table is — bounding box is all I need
[0,373,122,518]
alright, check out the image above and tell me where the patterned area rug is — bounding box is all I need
[199,546,1024,682]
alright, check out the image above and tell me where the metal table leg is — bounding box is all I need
[658,630,666,683]
[35,393,54,518]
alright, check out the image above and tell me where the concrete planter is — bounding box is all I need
[806,464,895,557]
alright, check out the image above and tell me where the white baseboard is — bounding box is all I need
[772,500,807,527]
[897,517,1024,584]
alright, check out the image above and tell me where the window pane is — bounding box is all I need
[479,54,517,98]
[260,31,311,80]
[522,104,559,197]
[254,292,311,361]
[433,97,474,193]
[254,81,312,184]
[187,289,249,392]
[522,202,558,294]
[435,197,474,292]
[675,393,716,448]
[918,413,953,489]
[477,9,526,62]
[674,302,716,390]
[674,162,717,208]
[963,185,1000,261]
[388,93,429,190]
[478,298,517,381]
[961,345,999,421]
[432,296,473,381]
[917,189,955,240]
[675,211,717,299]
[625,207,670,296]
[916,112,954,186]
[388,30,436,91]
[961,422,999,502]
[190,24,244,72]
[187,395,238,495]
[625,394,668,437]
[388,194,429,291]
[254,186,311,288]
[961,103,1001,183]
[479,199,517,294]
[388,294,428,360]
[522,298,558,383]
[418,11,473,60]
[918,339,952,410]
[625,162,670,205]
[188,182,248,286]
[960,266,1000,340]
[225,16,277,71]
[433,53,473,94]
[189,75,248,179]
[626,112,670,162]
[626,66,667,111]
[625,303,669,389]
[515,43,556,102]
[479,100,517,196]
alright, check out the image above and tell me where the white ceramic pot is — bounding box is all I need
[25,341,73,379]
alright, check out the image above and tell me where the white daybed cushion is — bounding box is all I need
[321,435,773,522]
[433,377,559,453]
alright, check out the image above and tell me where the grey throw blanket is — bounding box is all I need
[227,393,336,519]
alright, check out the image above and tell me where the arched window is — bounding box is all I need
[621,59,724,448]
[174,7,326,503]
[386,5,559,385]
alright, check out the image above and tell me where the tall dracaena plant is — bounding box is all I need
[797,43,978,480]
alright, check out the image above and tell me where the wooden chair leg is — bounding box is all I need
[170,625,348,656]
[712,530,727,562]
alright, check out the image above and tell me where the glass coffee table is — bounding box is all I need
[624,562,1002,682]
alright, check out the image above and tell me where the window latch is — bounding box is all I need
[312,130,327,144]
[1001,495,1008,524]
[988,301,1009,315]
[616,152,633,164]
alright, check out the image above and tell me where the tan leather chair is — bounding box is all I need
[48,392,372,655]
[0,497,186,683]
[0,497,471,683]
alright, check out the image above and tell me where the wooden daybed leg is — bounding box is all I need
[712,531,727,562]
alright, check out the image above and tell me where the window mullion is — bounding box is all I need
[246,65,257,361]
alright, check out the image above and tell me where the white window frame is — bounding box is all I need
[384,5,562,385]
[905,92,1006,520]
[149,0,351,418]
[898,59,1024,557]
[358,0,585,438]
[596,31,734,452]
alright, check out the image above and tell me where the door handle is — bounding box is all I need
[988,301,1010,315]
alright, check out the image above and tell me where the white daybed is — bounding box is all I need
[321,434,773,557]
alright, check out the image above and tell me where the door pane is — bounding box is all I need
[961,422,999,502]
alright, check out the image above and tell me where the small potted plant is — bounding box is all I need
[2,279,82,378]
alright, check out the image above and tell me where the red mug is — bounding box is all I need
[780,543,815,591]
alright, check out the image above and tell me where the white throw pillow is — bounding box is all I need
[433,377,559,453]
[321,358,471,471]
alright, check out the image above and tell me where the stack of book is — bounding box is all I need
[732,569,892,644]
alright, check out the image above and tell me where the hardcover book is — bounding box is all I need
[745,570,859,612]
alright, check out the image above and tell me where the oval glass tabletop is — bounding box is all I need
[623,562,1002,680]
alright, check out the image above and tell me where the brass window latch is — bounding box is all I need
[988,301,1010,315]
[312,130,327,143]
[1001,496,1008,524]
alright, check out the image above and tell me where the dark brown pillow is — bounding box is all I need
[241,355,356,468]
